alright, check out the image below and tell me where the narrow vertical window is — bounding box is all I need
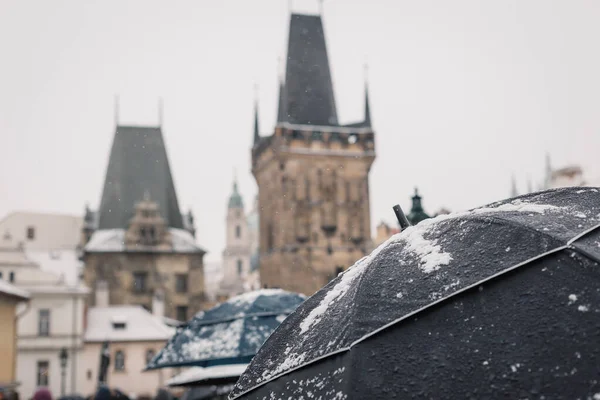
[39,309,50,336]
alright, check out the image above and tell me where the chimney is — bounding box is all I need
[95,281,109,307]
[152,289,165,317]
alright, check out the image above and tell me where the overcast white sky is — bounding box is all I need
[1,0,599,261]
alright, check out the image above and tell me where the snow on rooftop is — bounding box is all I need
[166,364,248,387]
[111,315,128,324]
[25,249,83,286]
[0,278,29,300]
[85,306,174,342]
[85,228,205,253]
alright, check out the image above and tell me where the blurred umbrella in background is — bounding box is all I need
[146,289,305,370]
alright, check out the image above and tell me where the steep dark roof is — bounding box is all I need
[284,13,338,126]
[97,125,184,230]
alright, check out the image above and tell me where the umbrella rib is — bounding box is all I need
[568,244,600,264]
[567,222,600,245]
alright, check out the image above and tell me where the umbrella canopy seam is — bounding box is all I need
[186,311,296,327]
[231,220,600,399]
[145,355,255,371]
[569,243,600,263]
[567,222,600,245]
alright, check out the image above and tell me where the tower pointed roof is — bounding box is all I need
[283,13,338,126]
[97,125,184,230]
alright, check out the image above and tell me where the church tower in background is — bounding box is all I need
[220,177,253,296]
[252,13,376,295]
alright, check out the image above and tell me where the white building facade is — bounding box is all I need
[0,211,88,398]
[0,234,88,398]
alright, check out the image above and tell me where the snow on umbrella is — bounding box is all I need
[230,188,600,399]
[166,364,248,387]
[146,289,306,369]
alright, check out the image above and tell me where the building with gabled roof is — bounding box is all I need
[80,305,175,397]
[252,13,375,295]
[82,122,207,320]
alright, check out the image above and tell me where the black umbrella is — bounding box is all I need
[231,188,600,399]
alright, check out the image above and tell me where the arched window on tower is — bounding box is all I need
[237,260,243,276]
[235,225,241,238]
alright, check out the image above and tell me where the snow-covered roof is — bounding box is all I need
[0,211,82,251]
[25,249,82,286]
[166,364,248,387]
[84,228,205,253]
[0,279,29,300]
[85,306,175,342]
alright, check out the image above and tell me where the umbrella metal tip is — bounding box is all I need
[393,204,411,230]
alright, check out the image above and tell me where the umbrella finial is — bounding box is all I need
[392,204,411,230]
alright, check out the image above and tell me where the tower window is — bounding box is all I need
[237,260,243,276]
[133,272,148,293]
[176,274,188,293]
[27,226,35,240]
[267,223,274,251]
[9,271,14,282]
[235,225,241,238]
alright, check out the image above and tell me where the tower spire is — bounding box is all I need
[511,174,518,197]
[114,94,120,126]
[158,97,163,127]
[544,152,552,189]
[253,84,260,144]
[363,62,371,127]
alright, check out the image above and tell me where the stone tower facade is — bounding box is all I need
[220,178,252,296]
[252,13,376,296]
[82,125,206,321]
